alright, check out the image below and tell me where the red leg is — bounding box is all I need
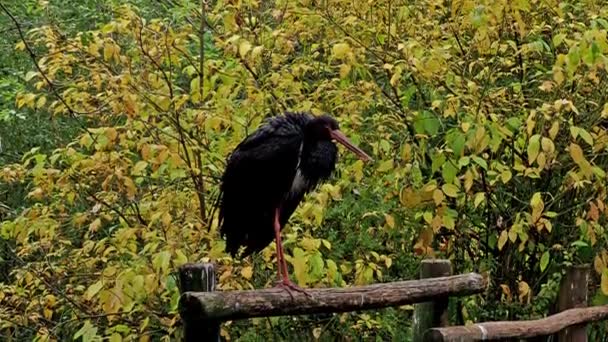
[272,208,311,298]
[273,208,284,281]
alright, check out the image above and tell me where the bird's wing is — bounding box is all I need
[219,119,306,255]
[229,113,312,154]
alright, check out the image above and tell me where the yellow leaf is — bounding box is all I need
[602,270,608,295]
[85,281,103,300]
[110,333,122,342]
[541,137,555,154]
[377,160,393,173]
[549,121,560,140]
[27,187,44,200]
[132,161,148,176]
[103,43,115,61]
[474,192,485,208]
[442,184,459,198]
[498,230,508,250]
[105,127,118,141]
[569,143,585,165]
[313,327,322,339]
[464,170,474,192]
[537,152,547,169]
[553,68,564,85]
[251,45,264,59]
[508,228,518,242]
[36,96,47,109]
[332,42,351,59]
[291,247,308,285]
[531,192,544,212]
[527,134,541,163]
[339,64,351,78]
[15,41,25,51]
[401,144,412,161]
[595,255,605,275]
[161,212,171,228]
[461,122,471,132]
[239,40,252,57]
[89,218,102,232]
[501,170,512,184]
[384,214,395,228]
[500,284,512,301]
[241,266,253,280]
[432,189,444,205]
[44,308,53,320]
[351,160,364,182]
[300,237,320,251]
[518,281,531,303]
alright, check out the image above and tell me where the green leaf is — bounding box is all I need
[451,134,466,156]
[473,192,485,208]
[84,281,103,301]
[423,112,440,135]
[505,117,521,132]
[442,184,459,198]
[74,320,98,342]
[377,159,394,173]
[527,134,541,163]
[414,111,440,135]
[552,33,567,47]
[152,250,171,274]
[540,251,550,272]
[578,128,594,146]
[442,162,458,184]
[431,153,446,174]
[472,156,487,170]
[131,161,148,176]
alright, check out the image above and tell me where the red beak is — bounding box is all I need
[330,130,373,162]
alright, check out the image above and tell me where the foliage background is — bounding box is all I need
[2,0,608,340]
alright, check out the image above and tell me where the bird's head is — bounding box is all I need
[307,114,373,162]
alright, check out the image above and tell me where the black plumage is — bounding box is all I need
[218,111,371,290]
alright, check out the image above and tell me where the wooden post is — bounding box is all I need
[179,263,220,342]
[413,259,453,342]
[557,264,590,342]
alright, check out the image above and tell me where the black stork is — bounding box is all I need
[218,112,372,293]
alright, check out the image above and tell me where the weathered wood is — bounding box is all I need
[413,259,453,342]
[558,265,590,342]
[425,304,608,341]
[179,272,485,321]
[178,263,219,342]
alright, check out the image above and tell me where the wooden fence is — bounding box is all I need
[178,260,608,341]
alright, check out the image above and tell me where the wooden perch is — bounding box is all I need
[179,272,485,321]
[425,304,608,341]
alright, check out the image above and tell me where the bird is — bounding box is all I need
[218,111,372,293]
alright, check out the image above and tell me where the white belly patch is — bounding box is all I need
[290,169,307,194]
[289,142,307,194]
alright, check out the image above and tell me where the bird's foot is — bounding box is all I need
[274,279,313,299]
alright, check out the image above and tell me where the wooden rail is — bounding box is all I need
[180,272,484,321]
[178,260,485,341]
[178,261,602,342]
[426,305,608,341]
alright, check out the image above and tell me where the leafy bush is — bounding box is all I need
[2,0,608,340]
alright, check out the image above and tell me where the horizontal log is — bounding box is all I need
[425,304,608,341]
[179,273,485,321]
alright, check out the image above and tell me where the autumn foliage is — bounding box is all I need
[2,0,608,340]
